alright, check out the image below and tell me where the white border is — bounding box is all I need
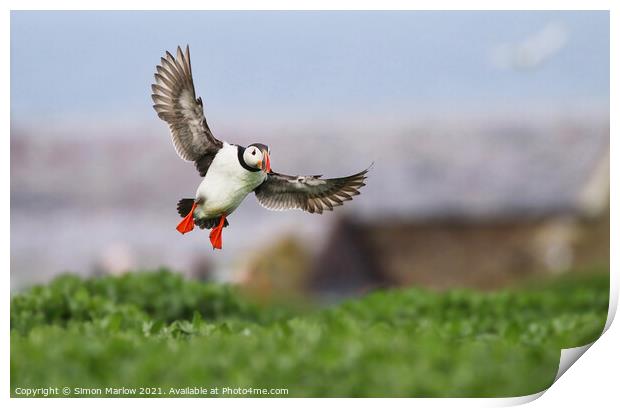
[4,1,616,407]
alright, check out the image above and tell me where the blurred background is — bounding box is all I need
[10,11,609,297]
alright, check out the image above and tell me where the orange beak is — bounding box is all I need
[262,150,271,173]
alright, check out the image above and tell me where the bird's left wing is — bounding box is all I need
[254,169,369,214]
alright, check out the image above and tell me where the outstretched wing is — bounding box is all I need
[254,168,369,214]
[151,45,223,176]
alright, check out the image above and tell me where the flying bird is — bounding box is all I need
[151,46,369,249]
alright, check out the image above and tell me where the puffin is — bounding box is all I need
[151,46,369,250]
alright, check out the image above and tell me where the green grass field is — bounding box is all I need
[11,269,608,397]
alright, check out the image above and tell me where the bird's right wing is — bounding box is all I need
[254,169,369,214]
[151,45,223,175]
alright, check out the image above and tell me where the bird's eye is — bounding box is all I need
[251,150,256,156]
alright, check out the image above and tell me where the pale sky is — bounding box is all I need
[11,11,609,125]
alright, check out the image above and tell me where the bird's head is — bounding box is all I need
[243,143,271,172]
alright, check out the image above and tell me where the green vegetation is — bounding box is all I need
[11,269,608,397]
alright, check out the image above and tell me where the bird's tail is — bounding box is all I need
[177,198,195,217]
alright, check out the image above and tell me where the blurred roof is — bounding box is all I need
[343,120,610,221]
[11,118,609,221]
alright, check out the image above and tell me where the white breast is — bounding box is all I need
[195,143,267,218]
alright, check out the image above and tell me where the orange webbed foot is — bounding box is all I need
[209,215,227,250]
[176,202,197,234]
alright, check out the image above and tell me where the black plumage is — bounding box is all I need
[177,198,229,229]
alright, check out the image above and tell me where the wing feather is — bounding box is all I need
[254,168,369,214]
[151,45,223,166]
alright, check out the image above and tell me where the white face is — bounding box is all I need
[243,145,264,169]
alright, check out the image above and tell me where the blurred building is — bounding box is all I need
[306,125,610,296]
[11,119,609,292]
[239,237,311,300]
